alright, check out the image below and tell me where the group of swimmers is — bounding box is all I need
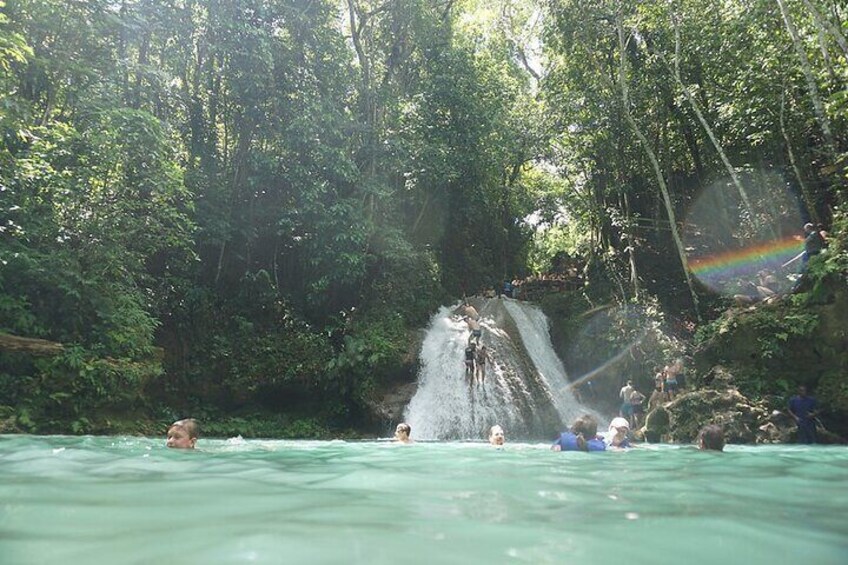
[166,413,724,453]
[389,417,725,452]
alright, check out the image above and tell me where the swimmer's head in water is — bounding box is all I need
[698,424,725,452]
[571,414,599,439]
[395,423,411,442]
[167,418,198,449]
[489,425,505,446]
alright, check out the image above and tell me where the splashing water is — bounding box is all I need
[404,299,597,440]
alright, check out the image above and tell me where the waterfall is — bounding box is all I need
[404,298,596,440]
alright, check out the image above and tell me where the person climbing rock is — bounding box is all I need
[475,345,492,385]
[464,315,482,345]
[464,342,477,385]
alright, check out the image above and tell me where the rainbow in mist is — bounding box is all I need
[689,236,804,290]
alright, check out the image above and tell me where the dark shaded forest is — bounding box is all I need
[1,0,845,436]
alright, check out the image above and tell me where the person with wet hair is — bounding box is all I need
[489,425,505,447]
[698,424,725,451]
[166,418,199,449]
[551,414,606,452]
[394,422,413,444]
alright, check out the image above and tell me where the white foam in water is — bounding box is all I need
[405,299,598,440]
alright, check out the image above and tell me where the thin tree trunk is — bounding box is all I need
[777,0,839,161]
[134,32,151,109]
[623,191,640,300]
[612,15,700,318]
[780,84,819,223]
[347,0,379,226]
[214,121,254,285]
[801,0,848,61]
[272,238,280,290]
[0,333,64,355]
[816,22,838,82]
[411,192,430,235]
[668,20,756,224]
[119,0,129,103]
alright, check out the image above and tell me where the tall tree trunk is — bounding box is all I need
[777,0,839,161]
[612,14,700,318]
[780,83,819,223]
[662,19,756,224]
[214,121,255,286]
[133,32,151,109]
[119,0,129,104]
[623,191,640,300]
[347,0,379,228]
[801,0,848,62]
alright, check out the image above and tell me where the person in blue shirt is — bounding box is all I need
[788,385,819,444]
[551,414,606,452]
[502,280,514,298]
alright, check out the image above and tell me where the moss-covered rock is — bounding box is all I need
[643,405,670,442]
[0,405,21,433]
[693,266,848,439]
[641,364,846,444]
[664,387,765,443]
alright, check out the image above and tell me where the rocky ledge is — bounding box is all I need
[641,366,842,445]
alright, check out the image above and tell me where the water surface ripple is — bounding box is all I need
[1,435,846,564]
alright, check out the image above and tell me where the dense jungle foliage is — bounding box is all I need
[1,0,845,436]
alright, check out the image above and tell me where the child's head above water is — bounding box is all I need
[167,418,199,449]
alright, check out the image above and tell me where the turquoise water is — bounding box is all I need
[1,436,846,564]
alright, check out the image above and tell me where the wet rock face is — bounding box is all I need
[366,381,419,428]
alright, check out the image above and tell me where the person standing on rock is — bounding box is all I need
[788,385,819,444]
[629,388,647,429]
[802,223,825,264]
[619,380,634,420]
[664,359,682,400]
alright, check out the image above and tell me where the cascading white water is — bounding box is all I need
[404,298,596,440]
[501,299,587,426]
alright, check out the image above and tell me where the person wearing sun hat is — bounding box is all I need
[606,417,632,448]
